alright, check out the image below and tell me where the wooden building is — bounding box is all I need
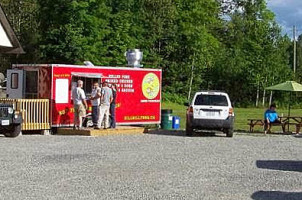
[0,5,24,54]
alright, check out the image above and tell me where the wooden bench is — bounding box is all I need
[248,118,286,133]
[280,116,302,134]
[296,124,302,134]
[248,119,264,132]
[284,123,301,134]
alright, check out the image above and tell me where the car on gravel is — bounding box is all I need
[185,91,234,137]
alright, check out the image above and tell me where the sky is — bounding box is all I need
[267,0,302,38]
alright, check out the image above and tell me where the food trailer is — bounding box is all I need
[6,64,162,129]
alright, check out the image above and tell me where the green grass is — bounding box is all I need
[162,101,302,132]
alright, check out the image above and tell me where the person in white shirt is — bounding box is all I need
[97,81,112,129]
[90,82,101,128]
[71,80,88,130]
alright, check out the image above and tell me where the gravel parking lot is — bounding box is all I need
[0,131,301,200]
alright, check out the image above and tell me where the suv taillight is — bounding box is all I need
[229,108,233,116]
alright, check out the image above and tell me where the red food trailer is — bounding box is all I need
[6,64,162,128]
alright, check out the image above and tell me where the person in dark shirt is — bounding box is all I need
[264,103,283,134]
[110,83,117,128]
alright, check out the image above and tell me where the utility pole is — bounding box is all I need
[293,25,297,73]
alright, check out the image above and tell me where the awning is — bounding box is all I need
[71,72,103,78]
[265,81,302,92]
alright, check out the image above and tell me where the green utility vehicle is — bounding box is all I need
[0,74,22,137]
[0,104,22,137]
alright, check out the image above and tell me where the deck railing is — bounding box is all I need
[0,99,50,130]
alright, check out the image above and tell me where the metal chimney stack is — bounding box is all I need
[125,49,143,68]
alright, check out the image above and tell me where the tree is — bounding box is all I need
[0,0,295,106]
[211,0,292,105]
[161,0,222,100]
[37,0,111,64]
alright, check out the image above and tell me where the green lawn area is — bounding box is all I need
[162,102,302,133]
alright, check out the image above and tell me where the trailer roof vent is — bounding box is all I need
[125,49,143,68]
[83,61,94,67]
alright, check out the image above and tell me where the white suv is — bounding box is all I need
[185,91,234,137]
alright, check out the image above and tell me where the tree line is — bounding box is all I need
[0,0,299,106]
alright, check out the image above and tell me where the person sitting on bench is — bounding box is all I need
[264,103,283,134]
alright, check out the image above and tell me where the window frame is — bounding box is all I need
[11,73,18,89]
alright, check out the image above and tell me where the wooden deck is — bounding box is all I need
[57,126,146,136]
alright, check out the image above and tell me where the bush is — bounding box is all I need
[162,92,187,105]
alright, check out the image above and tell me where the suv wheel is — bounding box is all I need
[4,124,21,138]
[186,123,194,136]
[225,128,233,137]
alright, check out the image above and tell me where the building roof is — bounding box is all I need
[0,5,24,54]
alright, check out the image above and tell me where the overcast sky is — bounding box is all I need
[267,0,302,38]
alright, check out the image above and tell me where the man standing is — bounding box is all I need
[72,80,87,130]
[110,84,117,129]
[90,82,101,128]
[97,81,112,129]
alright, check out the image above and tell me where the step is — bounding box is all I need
[57,126,146,136]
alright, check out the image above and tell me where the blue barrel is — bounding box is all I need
[172,116,180,129]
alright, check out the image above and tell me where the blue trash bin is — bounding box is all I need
[172,116,180,129]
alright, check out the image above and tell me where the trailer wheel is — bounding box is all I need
[4,124,21,138]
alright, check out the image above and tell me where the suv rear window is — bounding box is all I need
[194,94,228,106]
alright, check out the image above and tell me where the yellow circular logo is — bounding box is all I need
[142,73,160,99]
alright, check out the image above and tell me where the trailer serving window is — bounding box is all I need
[71,73,103,98]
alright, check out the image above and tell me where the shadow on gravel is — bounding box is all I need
[237,129,295,135]
[256,160,302,172]
[251,191,302,200]
[293,134,302,138]
[146,130,226,137]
